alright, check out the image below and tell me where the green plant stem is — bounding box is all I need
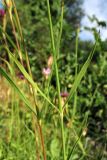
[60,113,66,160]
[11,0,23,41]
[2,14,8,45]
[57,0,64,58]
[10,88,15,141]
[32,118,40,160]
[2,4,45,158]
[7,8,23,65]
[38,121,46,160]
[7,3,46,159]
[46,0,62,111]
[63,39,98,109]
[72,28,79,121]
[90,53,106,106]
[46,0,66,159]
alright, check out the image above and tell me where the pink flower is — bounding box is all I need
[17,73,24,80]
[42,67,51,79]
[60,91,69,98]
[0,9,5,17]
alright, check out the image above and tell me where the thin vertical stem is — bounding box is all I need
[11,0,23,41]
[8,9,23,65]
[72,28,79,121]
[46,0,61,112]
[32,117,40,160]
[12,6,47,160]
[46,0,66,159]
[60,113,66,160]
[57,0,64,58]
[37,121,46,160]
[4,1,46,159]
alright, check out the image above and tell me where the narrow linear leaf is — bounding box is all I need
[0,67,37,116]
[0,26,58,112]
[67,132,83,160]
[4,47,59,113]
[63,40,98,108]
[0,26,18,51]
[0,58,14,75]
[67,112,89,160]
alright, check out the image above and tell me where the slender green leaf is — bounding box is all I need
[67,132,83,160]
[72,28,80,120]
[0,58,14,75]
[0,26,18,51]
[67,112,89,160]
[4,47,59,113]
[46,1,66,159]
[63,40,98,109]
[0,67,37,116]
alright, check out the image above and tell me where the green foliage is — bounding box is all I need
[14,0,83,78]
[0,0,107,160]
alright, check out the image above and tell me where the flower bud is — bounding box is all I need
[0,0,5,17]
[0,8,5,17]
[4,0,12,8]
[17,73,25,80]
[60,91,69,98]
[47,55,53,67]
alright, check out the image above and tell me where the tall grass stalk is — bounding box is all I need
[11,0,23,41]
[46,0,66,159]
[2,2,47,158]
[4,1,23,65]
[90,53,106,106]
[63,39,98,109]
[57,0,64,59]
[10,3,47,159]
[72,28,79,121]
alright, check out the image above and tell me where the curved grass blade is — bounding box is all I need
[63,39,98,109]
[11,0,23,41]
[0,58,14,75]
[4,47,59,113]
[0,26,18,51]
[67,112,89,160]
[72,28,80,120]
[56,0,64,58]
[46,1,66,159]
[0,26,59,112]
[67,132,83,160]
[0,67,37,116]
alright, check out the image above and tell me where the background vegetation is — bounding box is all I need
[0,0,107,159]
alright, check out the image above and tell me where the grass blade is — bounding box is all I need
[0,58,14,75]
[67,112,89,160]
[72,28,79,120]
[63,39,98,109]
[4,47,59,113]
[46,1,66,159]
[0,67,37,116]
